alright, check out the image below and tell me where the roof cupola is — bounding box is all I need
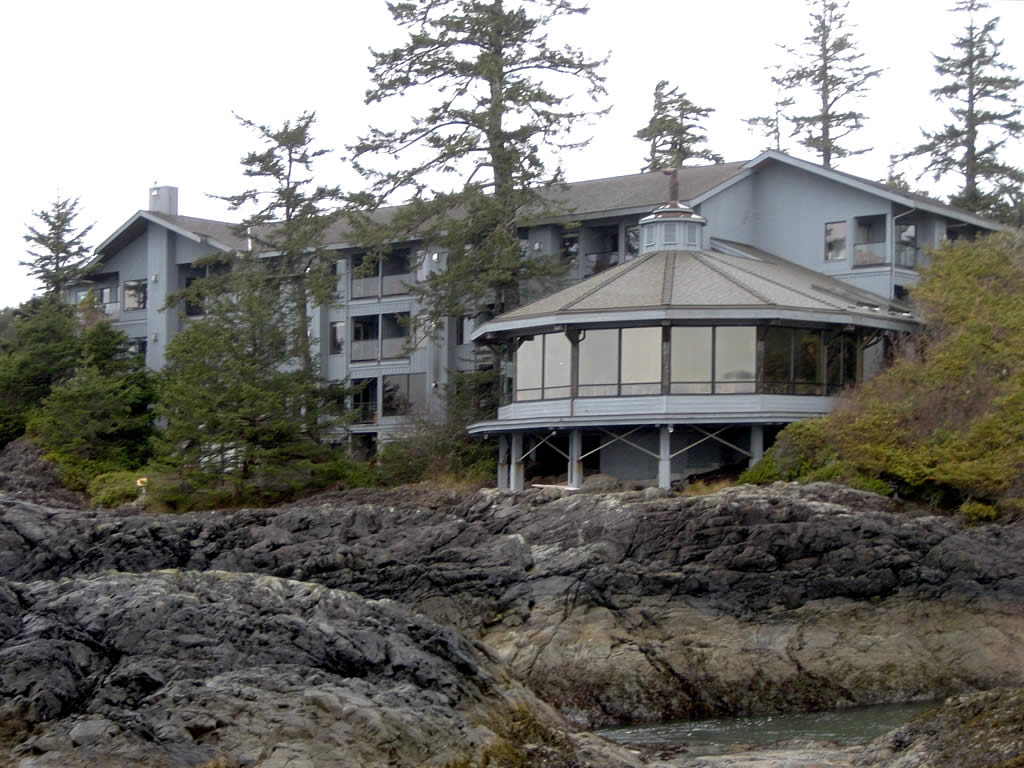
[639,169,706,254]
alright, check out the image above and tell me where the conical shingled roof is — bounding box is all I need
[475,239,917,338]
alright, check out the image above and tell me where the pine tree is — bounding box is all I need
[22,196,94,297]
[635,80,721,171]
[753,0,881,169]
[155,254,344,501]
[903,0,1023,219]
[351,0,607,325]
[216,111,344,438]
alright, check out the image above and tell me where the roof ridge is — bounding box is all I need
[661,253,675,305]
[709,250,848,310]
[561,253,656,311]
[691,252,772,305]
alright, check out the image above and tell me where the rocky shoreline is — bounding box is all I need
[2,452,1023,765]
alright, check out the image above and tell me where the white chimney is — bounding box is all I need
[149,185,178,216]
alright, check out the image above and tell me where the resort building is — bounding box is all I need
[75,150,999,480]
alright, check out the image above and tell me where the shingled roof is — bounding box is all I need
[474,238,918,338]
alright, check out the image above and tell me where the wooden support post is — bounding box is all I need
[658,425,671,489]
[749,425,764,467]
[568,430,583,489]
[510,433,524,491]
[497,435,509,490]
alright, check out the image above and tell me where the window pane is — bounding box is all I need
[671,327,711,392]
[794,329,823,395]
[351,253,380,298]
[715,326,756,393]
[516,336,542,399]
[625,225,640,260]
[382,249,411,295]
[825,221,846,261]
[543,332,571,398]
[124,280,147,311]
[383,374,409,416]
[620,327,661,386]
[352,377,377,423]
[763,327,793,394]
[408,373,427,412]
[826,330,843,394]
[352,316,379,361]
[381,312,409,358]
[329,321,345,355]
[664,222,678,245]
[685,222,699,247]
[579,328,618,392]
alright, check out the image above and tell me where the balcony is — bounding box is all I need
[382,272,412,296]
[103,302,121,321]
[351,339,378,362]
[582,251,619,279]
[381,336,407,359]
[895,244,920,269]
[854,241,889,267]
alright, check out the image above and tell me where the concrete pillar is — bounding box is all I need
[510,433,524,491]
[749,425,764,467]
[658,425,671,489]
[497,435,509,490]
[568,430,583,489]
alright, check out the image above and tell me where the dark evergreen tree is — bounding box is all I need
[216,111,344,438]
[753,0,881,168]
[22,196,94,297]
[635,80,721,171]
[903,0,1023,219]
[0,298,81,446]
[155,254,345,502]
[351,0,607,326]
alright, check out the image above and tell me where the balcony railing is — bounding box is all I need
[895,244,920,269]
[351,339,379,361]
[381,336,407,359]
[382,272,412,296]
[351,276,378,299]
[854,242,889,267]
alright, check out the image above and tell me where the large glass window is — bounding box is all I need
[515,337,543,401]
[826,330,859,394]
[382,250,411,295]
[825,221,846,261]
[352,377,377,423]
[670,327,712,393]
[620,327,661,395]
[383,373,426,416]
[352,316,379,361]
[794,329,823,395]
[578,328,619,396]
[329,321,345,355]
[625,225,640,260]
[543,332,571,398]
[762,327,793,394]
[351,253,380,299]
[123,280,147,311]
[381,312,409,358]
[715,326,756,393]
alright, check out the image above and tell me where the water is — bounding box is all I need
[597,701,935,755]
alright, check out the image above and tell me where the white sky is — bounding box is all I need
[2,0,1023,309]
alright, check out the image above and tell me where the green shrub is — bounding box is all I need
[88,471,147,508]
[739,448,781,484]
[961,499,999,524]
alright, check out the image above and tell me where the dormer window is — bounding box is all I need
[639,201,707,254]
[664,222,678,246]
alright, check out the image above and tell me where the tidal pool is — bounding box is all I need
[597,701,936,755]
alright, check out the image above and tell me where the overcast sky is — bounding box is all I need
[3,0,1023,309]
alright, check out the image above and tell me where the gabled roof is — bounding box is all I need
[91,210,246,265]
[474,239,919,339]
[693,150,1003,231]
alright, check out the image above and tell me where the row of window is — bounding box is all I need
[328,312,415,361]
[510,325,860,402]
[825,220,918,267]
[351,373,428,423]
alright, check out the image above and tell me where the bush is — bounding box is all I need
[88,471,148,508]
[961,499,999,524]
